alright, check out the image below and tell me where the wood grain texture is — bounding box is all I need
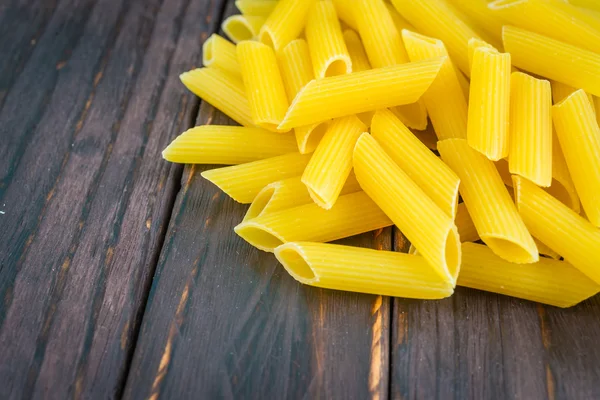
[0,0,224,397]
[391,228,600,400]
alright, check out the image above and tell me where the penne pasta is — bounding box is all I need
[180,68,254,128]
[275,242,454,298]
[331,0,358,30]
[552,90,600,226]
[222,15,266,43]
[551,81,595,111]
[489,0,600,54]
[278,57,445,130]
[243,174,362,221]
[467,47,511,161]
[467,37,498,73]
[353,133,461,285]
[235,0,278,17]
[452,0,504,47]
[237,41,289,132]
[502,26,600,97]
[202,34,240,79]
[385,3,415,32]
[343,29,371,73]
[201,152,311,204]
[277,39,328,154]
[302,116,366,209]
[545,130,581,213]
[354,0,427,130]
[513,175,600,285]
[162,125,297,165]
[305,1,351,78]
[235,191,393,252]
[371,109,460,218]
[508,72,552,187]
[402,30,468,140]
[259,0,316,51]
[458,243,599,308]
[455,202,479,243]
[390,0,481,76]
[438,138,538,264]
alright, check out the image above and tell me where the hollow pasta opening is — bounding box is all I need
[245,186,276,220]
[223,18,254,43]
[234,224,283,252]
[484,236,538,264]
[303,122,328,153]
[275,246,317,281]
[259,30,275,49]
[324,59,350,78]
[445,228,461,283]
[545,179,578,212]
[306,186,331,210]
[202,36,214,66]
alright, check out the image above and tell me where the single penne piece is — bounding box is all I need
[302,116,366,209]
[305,1,351,78]
[277,39,329,154]
[331,0,358,30]
[390,0,482,76]
[235,0,278,17]
[237,41,289,132]
[275,242,454,299]
[353,133,461,285]
[354,0,427,130]
[452,0,504,47]
[371,109,460,218]
[402,30,468,140]
[552,89,600,226]
[455,202,479,243]
[508,72,552,187]
[243,173,362,221]
[162,125,297,165]
[467,37,498,73]
[513,176,600,284]
[467,47,511,161]
[502,26,600,97]
[259,0,316,51]
[235,191,393,252]
[278,57,445,130]
[545,131,581,213]
[180,68,254,127]
[489,0,600,54]
[222,15,267,43]
[343,29,371,72]
[202,34,240,79]
[458,243,599,308]
[438,138,538,264]
[201,152,311,203]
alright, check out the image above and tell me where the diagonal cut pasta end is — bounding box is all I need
[234,220,285,252]
[274,243,319,284]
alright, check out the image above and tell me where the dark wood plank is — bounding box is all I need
[391,229,599,400]
[124,3,392,396]
[0,0,224,398]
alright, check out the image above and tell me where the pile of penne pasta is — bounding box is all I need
[162,0,600,308]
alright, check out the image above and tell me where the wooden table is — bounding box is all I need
[1,1,599,399]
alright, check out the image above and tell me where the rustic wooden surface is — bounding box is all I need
[0,0,599,399]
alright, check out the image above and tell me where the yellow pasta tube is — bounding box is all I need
[467,47,511,161]
[162,125,297,165]
[277,39,328,154]
[458,243,599,308]
[390,0,481,77]
[353,133,461,285]
[343,29,371,72]
[275,242,454,298]
[180,68,254,128]
[278,57,445,130]
[438,139,538,264]
[222,15,266,43]
[259,0,316,51]
[305,1,351,78]
[302,116,366,209]
[237,41,289,132]
[513,175,600,284]
[467,38,498,73]
[202,34,240,79]
[371,109,460,218]
[402,30,468,140]
[244,174,362,221]
[545,131,581,213]
[235,191,393,252]
[201,152,311,204]
[332,0,358,30]
[235,0,278,17]
[455,203,479,243]
[552,89,600,226]
[508,72,552,187]
[502,26,600,97]
[489,0,600,54]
